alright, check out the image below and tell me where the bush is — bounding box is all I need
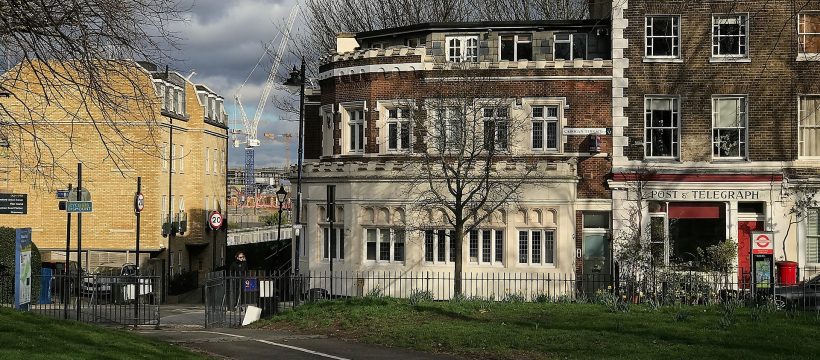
[502,292,526,303]
[409,289,434,305]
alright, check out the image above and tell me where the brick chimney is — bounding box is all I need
[588,0,612,19]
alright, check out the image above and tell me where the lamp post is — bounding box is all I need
[275,185,288,251]
[283,57,305,276]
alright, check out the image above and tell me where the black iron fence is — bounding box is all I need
[1,271,160,326]
[205,266,820,327]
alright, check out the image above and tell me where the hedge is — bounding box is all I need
[0,227,42,304]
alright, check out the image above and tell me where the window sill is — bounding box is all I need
[516,263,557,269]
[797,53,820,61]
[711,158,748,163]
[643,157,680,163]
[365,260,406,264]
[642,57,683,63]
[320,259,345,263]
[709,57,750,63]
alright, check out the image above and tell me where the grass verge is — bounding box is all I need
[258,297,820,359]
[0,308,208,360]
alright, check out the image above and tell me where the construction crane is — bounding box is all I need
[232,4,299,198]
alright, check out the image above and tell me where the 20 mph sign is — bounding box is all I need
[751,232,774,255]
[209,211,223,230]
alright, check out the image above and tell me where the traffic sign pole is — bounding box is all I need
[76,163,82,321]
[64,183,71,320]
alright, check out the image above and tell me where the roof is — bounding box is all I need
[356,19,611,40]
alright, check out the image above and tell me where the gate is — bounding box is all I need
[204,271,304,328]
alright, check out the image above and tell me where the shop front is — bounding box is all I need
[610,174,789,285]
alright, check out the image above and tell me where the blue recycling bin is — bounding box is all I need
[39,268,52,304]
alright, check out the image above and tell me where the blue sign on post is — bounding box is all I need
[14,228,32,311]
[66,201,93,213]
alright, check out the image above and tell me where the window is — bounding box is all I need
[469,229,504,264]
[433,107,464,150]
[424,229,455,263]
[799,96,820,157]
[387,108,411,151]
[500,34,533,61]
[553,33,587,60]
[347,109,365,153]
[162,143,168,170]
[483,107,509,151]
[644,97,679,158]
[205,147,209,174]
[213,149,218,174]
[179,145,184,172]
[650,215,667,264]
[531,106,559,151]
[518,230,555,265]
[807,209,820,263]
[645,16,680,58]
[406,38,425,48]
[799,12,820,55]
[712,15,748,57]
[712,96,747,159]
[446,36,478,63]
[171,145,176,172]
[323,227,344,260]
[366,228,405,262]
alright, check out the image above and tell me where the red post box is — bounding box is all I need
[776,261,798,285]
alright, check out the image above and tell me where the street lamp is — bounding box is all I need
[283,57,305,276]
[275,185,288,248]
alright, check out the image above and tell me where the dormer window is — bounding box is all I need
[446,36,478,63]
[500,34,533,61]
[554,33,587,60]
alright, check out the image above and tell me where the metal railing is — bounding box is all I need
[1,271,160,326]
[203,266,820,328]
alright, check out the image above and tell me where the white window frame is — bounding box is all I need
[807,208,820,264]
[530,105,560,152]
[798,12,820,57]
[649,213,669,266]
[344,107,365,155]
[446,35,479,63]
[365,228,406,263]
[712,14,749,58]
[205,147,210,174]
[483,107,509,151]
[553,33,588,61]
[386,108,412,152]
[499,34,533,61]
[170,145,176,172]
[424,229,456,264]
[468,229,504,265]
[322,227,344,261]
[644,96,680,159]
[799,95,820,158]
[645,15,681,59]
[162,143,168,170]
[517,229,556,266]
[711,95,748,160]
[431,106,464,151]
[178,144,184,173]
[213,149,218,174]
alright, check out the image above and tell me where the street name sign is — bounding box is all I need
[66,201,93,213]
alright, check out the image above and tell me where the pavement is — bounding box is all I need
[146,305,457,360]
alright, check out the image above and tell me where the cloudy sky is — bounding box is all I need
[170,0,303,169]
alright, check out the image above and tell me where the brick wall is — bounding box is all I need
[623,0,820,163]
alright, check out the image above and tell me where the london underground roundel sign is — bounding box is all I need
[134,193,145,213]
[209,211,223,230]
[751,232,774,255]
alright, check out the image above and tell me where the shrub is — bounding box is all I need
[409,289,434,305]
[502,292,526,303]
[365,287,383,298]
[534,293,550,303]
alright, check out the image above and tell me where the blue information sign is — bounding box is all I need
[243,278,258,292]
[14,228,32,310]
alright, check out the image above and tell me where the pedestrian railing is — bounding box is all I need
[1,271,160,326]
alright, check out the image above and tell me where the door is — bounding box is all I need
[583,232,610,294]
[737,220,764,288]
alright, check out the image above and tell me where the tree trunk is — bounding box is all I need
[454,224,464,296]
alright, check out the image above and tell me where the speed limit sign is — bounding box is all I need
[209,211,223,230]
[134,192,145,213]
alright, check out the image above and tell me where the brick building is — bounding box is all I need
[606,0,820,279]
[0,60,228,289]
[298,20,613,295]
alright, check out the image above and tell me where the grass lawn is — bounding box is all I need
[259,297,820,359]
[0,308,208,360]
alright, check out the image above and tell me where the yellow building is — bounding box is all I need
[0,60,228,290]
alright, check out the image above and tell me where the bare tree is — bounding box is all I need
[402,66,535,295]
[0,0,186,187]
